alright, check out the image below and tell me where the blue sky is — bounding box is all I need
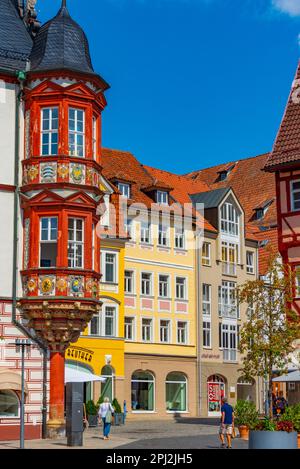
[37,0,300,174]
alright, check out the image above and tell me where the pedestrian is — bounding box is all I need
[98,397,114,440]
[219,397,234,449]
[276,392,288,416]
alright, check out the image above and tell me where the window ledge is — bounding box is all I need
[158,245,171,249]
[101,282,118,286]
[167,411,189,414]
[158,297,172,301]
[140,243,154,247]
[131,411,157,414]
[140,295,155,299]
[174,248,188,253]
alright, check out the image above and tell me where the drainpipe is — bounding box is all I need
[11,71,48,439]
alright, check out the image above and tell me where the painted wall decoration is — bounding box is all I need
[57,164,69,180]
[39,275,56,296]
[23,164,39,185]
[68,276,84,297]
[56,277,68,294]
[70,163,85,184]
[40,162,57,183]
[86,278,98,298]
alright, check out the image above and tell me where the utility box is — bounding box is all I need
[66,382,84,447]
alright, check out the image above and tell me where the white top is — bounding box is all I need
[98,402,114,418]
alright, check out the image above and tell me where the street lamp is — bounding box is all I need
[15,339,31,449]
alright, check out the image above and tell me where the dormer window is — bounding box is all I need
[118,183,130,198]
[218,164,236,182]
[219,172,228,182]
[69,108,85,157]
[157,191,168,205]
[220,202,239,236]
[291,180,300,212]
[254,199,274,220]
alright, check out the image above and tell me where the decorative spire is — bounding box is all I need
[61,0,67,7]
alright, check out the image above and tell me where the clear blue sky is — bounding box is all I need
[37,0,300,174]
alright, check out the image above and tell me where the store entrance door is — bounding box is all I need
[207,375,226,417]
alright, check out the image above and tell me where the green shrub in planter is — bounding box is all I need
[112,398,123,426]
[234,400,259,429]
[86,400,99,427]
[281,404,300,433]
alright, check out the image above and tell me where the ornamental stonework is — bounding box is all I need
[39,275,56,296]
[24,218,30,270]
[70,163,85,184]
[68,276,84,297]
[40,162,57,183]
[56,277,68,293]
[23,164,39,184]
[57,163,69,180]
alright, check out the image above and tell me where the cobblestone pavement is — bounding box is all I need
[0,419,248,450]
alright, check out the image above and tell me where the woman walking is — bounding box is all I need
[98,397,114,440]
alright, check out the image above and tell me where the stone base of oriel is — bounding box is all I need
[18,299,101,439]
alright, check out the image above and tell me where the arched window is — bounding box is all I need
[207,375,226,416]
[100,366,114,402]
[131,371,154,412]
[0,390,19,418]
[166,373,187,412]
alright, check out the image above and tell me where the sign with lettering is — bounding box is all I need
[66,346,94,365]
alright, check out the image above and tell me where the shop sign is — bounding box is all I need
[66,346,94,365]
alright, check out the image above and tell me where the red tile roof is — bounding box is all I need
[265,61,300,170]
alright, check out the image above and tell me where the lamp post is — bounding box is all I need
[15,339,31,449]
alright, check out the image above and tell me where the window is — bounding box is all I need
[158,224,168,247]
[125,317,135,341]
[103,252,116,283]
[218,281,238,319]
[100,366,114,402]
[291,180,300,211]
[175,227,185,249]
[222,241,238,275]
[40,217,58,267]
[142,318,153,342]
[68,218,84,268]
[295,267,300,297]
[176,277,187,300]
[157,191,168,205]
[220,323,237,362]
[246,251,255,274]
[202,284,211,316]
[124,218,133,238]
[118,183,130,199]
[104,306,116,337]
[125,270,134,294]
[177,321,187,344]
[141,273,152,296]
[203,321,211,348]
[90,313,100,336]
[160,320,170,343]
[202,242,211,266]
[220,202,239,236]
[41,107,58,156]
[131,371,154,411]
[69,108,85,157]
[141,221,151,244]
[92,116,97,159]
[159,275,169,298]
[0,390,19,417]
[256,209,265,220]
[166,373,187,412]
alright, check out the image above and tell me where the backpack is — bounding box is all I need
[105,408,112,424]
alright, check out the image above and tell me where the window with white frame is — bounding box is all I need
[104,306,116,337]
[202,284,211,316]
[92,116,97,159]
[40,217,58,267]
[124,218,133,238]
[220,323,237,361]
[295,266,300,297]
[220,202,239,236]
[68,218,84,268]
[141,272,152,296]
[177,321,187,344]
[218,281,238,319]
[102,252,117,283]
[125,270,134,294]
[90,312,100,336]
[69,108,85,157]
[157,191,168,205]
[175,227,185,249]
[41,107,58,156]
[202,242,211,266]
[159,275,170,298]
[141,221,151,244]
[125,317,135,341]
[291,180,300,211]
[222,241,238,275]
[246,251,255,274]
[142,318,153,342]
[118,182,131,198]
[158,224,168,247]
[160,320,170,343]
[203,321,211,348]
[176,277,187,300]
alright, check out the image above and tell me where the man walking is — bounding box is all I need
[219,397,234,449]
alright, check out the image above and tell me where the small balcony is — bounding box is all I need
[219,303,238,319]
[223,349,238,362]
[222,262,236,276]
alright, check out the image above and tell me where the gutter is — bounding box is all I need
[11,71,48,439]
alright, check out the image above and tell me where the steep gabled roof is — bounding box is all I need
[190,188,231,209]
[265,61,300,171]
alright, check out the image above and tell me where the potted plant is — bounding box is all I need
[281,404,300,448]
[249,417,298,449]
[234,400,259,440]
[86,400,99,427]
[112,398,123,426]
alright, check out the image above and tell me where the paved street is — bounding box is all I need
[0,419,248,450]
